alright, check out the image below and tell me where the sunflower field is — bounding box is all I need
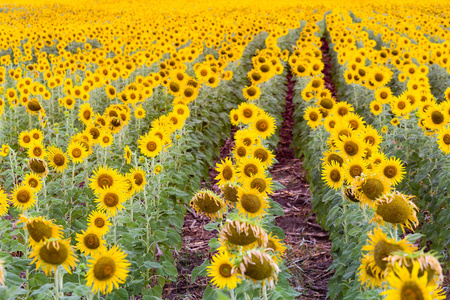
[0,0,449,299]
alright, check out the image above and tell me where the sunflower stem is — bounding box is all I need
[54,267,60,300]
[262,284,268,300]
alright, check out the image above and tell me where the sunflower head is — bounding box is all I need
[351,173,391,208]
[220,220,267,249]
[220,183,239,206]
[19,215,63,248]
[190,189,226,220]
[207,251,241,290]
[237,187,268,219]
[238,249,280,289]
[28,157,49,178]
[30,238,78,276]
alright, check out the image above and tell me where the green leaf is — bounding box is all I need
[191,259,210,283]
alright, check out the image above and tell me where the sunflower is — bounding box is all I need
[0,189,10,217]
[190,189,227,220]
[323,115,339,132]
[351,172,392,208]
[19,131,33,148]
[99,131,114,148]
[330,122,355,142]
[238,102,260,124]
[220,183,239,206]
[134,107,146,119]
[10,183,36,212]
[138,133,163,158]
[381,261,440,300]
[304,106,322,128]
[30,238,78,276]
[18,215,63,248]
[242,85,261,101]
[333,101,354,117]
[386,250,444,286]
[23,172,43,192]
[129,167,146,193]
[321,160,344,190]
[391,96,412,117]
[207,251,241,290]
[357,254,385,288]
[105,85,116,100]
[28,157,49,178]
[67,141,88,164]
[237,156,265,181]
[230,109,240,126]
[123,146,132,164]
[251,112,276,139]
[215,157,236,186]
[87,210,112,236]
[85,246,130,294]
[436,126,450,154]
[372,191,419,233]
[234,129,258,148]
[219,219,268,250]
[27,141,46,159]
[89,165,127,194]
[424,107,447,131]
[321,150,344,167]
[342,157,369,183]
[79,103,94,125]
[30,128,44,142]
[360,125,383,149]
[76,227,107,257]
[336,135,365,160]
[95,187,126,217]
[238,249,280,289]
[45,146,68,173]
[376,157,405,186]
[265,233,287,264]
[362,227,416,276]
[243,174,273,196]
[375,87,393,104]
[250,145,275,168]
[237,188,268,219]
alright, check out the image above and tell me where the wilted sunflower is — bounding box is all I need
[45,146,68,173]
[23,172,43,192]
[362,227,416,276]
[251,112,276,139]
[95,187,126,217]
[207,251,241,290]
[0,189,10,217]
[10,183,36,212]
[85,246,130,294]
[265,233,287,264]
[220,183,239,206]
[321,161,344,190]
[351,172,392,208]
[28,157,49,178]
[76,227,107,257]
[372,191,419,233]
[215,157,236,186]
[190,189,227,220]
[89,165,127,194]
[237,187,268,219]
[238,249,280,289]
[219,219,268,250]
[87,210,112,236]
[381,261,441,300]
[19,215,63,248]
[30,238,78,276]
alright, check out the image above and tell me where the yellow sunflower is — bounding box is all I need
[376,157,405,186]
[357,254,385,288]
[0,189,10,217]
[87,210,112,236]
[123,146,132,164]
[336,135,365,160]
[10,183,36,212]
[215,157,236,186]
[129,167,146,193]
[242,85,261,101]
[237,188,268,219]
[98,132,114,148]
[30,238,78,276]
[207,251,241,290]
[238,102,260,125]
[190,189,227,220]
[243,174,273,196]
[138,133,163,158]
[321,161,344,190]
[45,146,68,173]
[230,109,240,126]
[95,187,126,217]
[436,126,450,154]
[351,172,392,208]
[30,128,44,143]
[76,227,107,257]
[23,172,42,192]
[89,165,127,194]
[220,183,239,206]
[85,246,130,294]
[265,233,287,264]
[18,131,32,149]
[18,215,63,248]
[251,112,276,139]
[27,141,46,159]
[67,141,88,164]
[236,156,266,181]
[342,157,369,183]
[250,145,275,168]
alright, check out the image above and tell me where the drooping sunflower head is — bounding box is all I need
[238,249,280,289]
[207,251,241,290]
[30,238,78,276]
[351,172,392,208]
[18,215,63,248]
[190,189,227,220]
[220,219,268,250]
[373,191,419,233]
[362,227,417,274]
[220,183,239,206]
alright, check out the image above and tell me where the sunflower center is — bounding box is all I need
[146,141,157,151]
[17,190,31,203]
[133,173,144,186]
[84,233,100,249]
[89,128,100,139]
[362,178,385,201]
[241,193,261,214]
[28,178,39,188]
[222,166,233,180]
[236,146,247,157]
[400,282,425,300]
[244,163,258,177]
[328,120,336,128]
[364,136,375,146]
[39,242,69,265]
[72,148,82,158]
[222,184,239,203]
[374,240,403,270]
[243,109,253,118]
[94,217,105,228]
[30,159,47,173]
[28,101,42,111]
[431,111,444,125]
[397,101,406,110]
[377,195,410,224]
[83,111,91,119]
[327,154,343,166]
[380,92,388,99]
[320,98,333,109]
[383,166,398,179]
[250,178,267,193]
[350,165,363,177]
[225,224,257,246]
[27,221,52,242]
[309,112,318,121]
[343,141,359,156]
[53,154,65,166]
[255,120,268,132]
[193,193,222,214]
[443,134,450,145]
[375,74,384,82]
[244,254,273,281]
[97,174,113,188]
[23,136,31,143]
[200,70,208,77]
[349,120,359,130]
[104,193,119,207]
[94,257,116,281]
[243,138,252,146]
[169,82,180,93]
[184,88,194,98]
[219,263,232,278]
[338,107,348,116]
[254,149,268,163]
